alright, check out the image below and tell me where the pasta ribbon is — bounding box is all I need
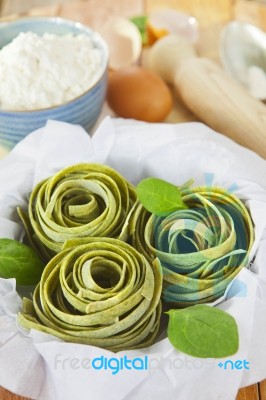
[18,238,162,351]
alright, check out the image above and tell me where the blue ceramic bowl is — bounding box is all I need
[0,17,109,150]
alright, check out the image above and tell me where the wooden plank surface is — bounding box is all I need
[0,382,263,400]
[0,0,144,22]
[237,384,260,400]
[0,0,266,399]
[260,379,266,400]
[0,0,74,16]
[0,388,29,400]
[235,0,266,30]
[145,0,235,25]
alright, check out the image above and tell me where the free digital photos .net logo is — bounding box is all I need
[53,354,250,375]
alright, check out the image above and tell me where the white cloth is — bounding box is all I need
[0,117,266,400]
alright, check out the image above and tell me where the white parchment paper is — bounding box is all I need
[0,117,266,400]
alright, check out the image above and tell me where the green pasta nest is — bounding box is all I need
[18,163,137,261]
[126,186,254,307]
[18,237,162,351]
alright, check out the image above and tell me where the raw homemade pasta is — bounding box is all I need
[18,163,137,261]
[18,238,162,351]
[126,185,254,307]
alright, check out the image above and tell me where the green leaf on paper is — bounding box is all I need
[136,177,188,216]
[0,238,45,285]
[167,305,239,358]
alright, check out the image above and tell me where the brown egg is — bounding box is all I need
[107,66,173,122]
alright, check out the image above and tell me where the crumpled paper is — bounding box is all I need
[1,117,266,400]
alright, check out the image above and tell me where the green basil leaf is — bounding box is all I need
[136,177,188,216]
[130,15,148,45]
[0,238,45,285]
[167,305,239,358]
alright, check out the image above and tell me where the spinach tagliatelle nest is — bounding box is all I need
[126,185,254,307]
[18,238,162,351]
[18,163,137,261]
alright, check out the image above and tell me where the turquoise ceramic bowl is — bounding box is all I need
[0,17,109,150]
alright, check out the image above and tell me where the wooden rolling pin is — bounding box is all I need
[149,35,266,159]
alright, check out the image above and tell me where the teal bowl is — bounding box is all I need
[0,17,109,150]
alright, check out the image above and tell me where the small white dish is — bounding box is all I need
[220,21,266,100]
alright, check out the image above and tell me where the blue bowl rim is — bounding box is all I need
[0,16,109,115]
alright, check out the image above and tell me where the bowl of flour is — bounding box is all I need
[0,17,109,151]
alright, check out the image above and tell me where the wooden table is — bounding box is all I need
[0,0,266,399]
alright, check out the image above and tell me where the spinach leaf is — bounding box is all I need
[136,177,187,216]
[167,305,239,358]
[130,15,148,44]
[0,238,44,285]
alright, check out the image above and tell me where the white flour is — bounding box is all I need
[0,31,102,111]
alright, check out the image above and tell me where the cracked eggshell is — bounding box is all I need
[100,16,142,70]
[147,9,199,45]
